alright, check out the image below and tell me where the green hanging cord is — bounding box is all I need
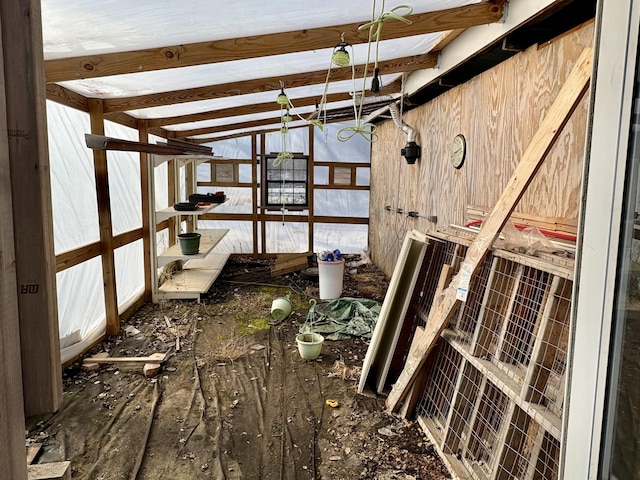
[358,3,413,92]
[335,1,378,143]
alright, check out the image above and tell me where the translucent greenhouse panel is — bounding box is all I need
[115,240,145,311]
[314,189,369,217]
[198,220,256,254]
[47,101,100,254]
[314,121,371,162]
[314,223,368,254]
[104,121,142,235]
[265,221,309,254]
[57,257,106,364]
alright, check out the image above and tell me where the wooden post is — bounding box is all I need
[307,124,315,252]
[259,134,267,255]
[1,0,63,416]
[167,159,177,245]
[88,98,120,337]
[386,47,593,413]
[251,133,259,256]
[138,120,152,301]
[0,17,28,477]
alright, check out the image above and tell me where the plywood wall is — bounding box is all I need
[369,22,594,276]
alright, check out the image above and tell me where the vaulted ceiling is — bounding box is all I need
[41,0,592,144]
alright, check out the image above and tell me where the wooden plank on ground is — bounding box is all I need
[27,461,71,480]
[271,252,312,275]
[26,444,43,464]
[385,47,593,413]
[82,352,166,365]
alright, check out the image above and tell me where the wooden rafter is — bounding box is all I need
[44,1,505,83]
[101,53,436,113]
[148,92,354,127]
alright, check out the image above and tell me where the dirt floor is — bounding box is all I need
[26,256,451,479]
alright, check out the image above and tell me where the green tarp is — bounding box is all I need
[301,297,381,340]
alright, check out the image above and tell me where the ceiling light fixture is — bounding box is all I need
[276,86,289,106]
[331,33,352,67]
[358,1,413,94]
[333,0,412,142]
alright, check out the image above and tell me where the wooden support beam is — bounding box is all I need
[260,134,267,255]
[251,133,259,257]
[88,99,120,337]
[2,0,63,417]
[101,54,437,113]
[0,17,27,477]
[148,92,353,128]
[44,1,505,83]
[385,47,593,413]
[84,133,208,155]
[308,124,315,252]
[139,120,152,302]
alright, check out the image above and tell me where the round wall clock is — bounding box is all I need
[449,134,466,169]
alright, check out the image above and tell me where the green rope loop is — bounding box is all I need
[336,122,377,143]
[357,5,413,39]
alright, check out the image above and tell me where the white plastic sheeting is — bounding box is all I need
[41,0,480,140]
[48,101,145,363]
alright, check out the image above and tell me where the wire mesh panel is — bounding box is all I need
[443,362,483,457]
[413,239,461,323]
[407,232,573,480]
[457,253,494,343]
[525,276,573,417]
[472,257,520,361]
[531,432,560,480]
[416,342,463,440]
[496,266,551,383]
[465,381,509,478]
[495,406,544,480]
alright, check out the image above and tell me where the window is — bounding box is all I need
[262,153,309,208]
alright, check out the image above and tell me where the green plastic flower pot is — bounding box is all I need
[177,232,201,255]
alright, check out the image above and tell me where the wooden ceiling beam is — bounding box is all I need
[46,83,89,112]
[147,92,354,127]
[102,53,436,113]
[168,115,302,139]
[190,128,281,144]
[45,83,139,130]
[44,1,505,83]
[169,89,397,138]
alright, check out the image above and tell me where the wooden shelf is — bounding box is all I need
[148,154,231,303]
[158,252,230,300]
[151,154,215,168]
[158,229,228,267]
[156,203,218,222]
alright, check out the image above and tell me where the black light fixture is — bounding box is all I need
[276,87,289,107]
[370,67,381,93]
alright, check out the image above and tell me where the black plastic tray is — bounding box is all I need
[173,202,199,211]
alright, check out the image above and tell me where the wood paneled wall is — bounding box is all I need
[370,22,594,276]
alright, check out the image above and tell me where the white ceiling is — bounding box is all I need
[39,0,486,140]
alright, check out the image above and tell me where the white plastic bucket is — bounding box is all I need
[317,259,345,300]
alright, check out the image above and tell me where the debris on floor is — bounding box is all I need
[25,257,450,479]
